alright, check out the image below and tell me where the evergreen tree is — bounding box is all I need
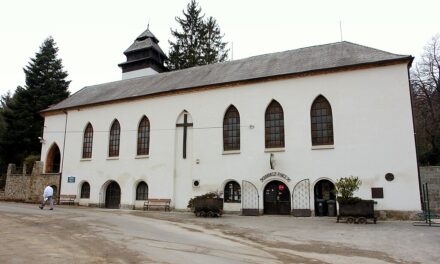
[168,0,228,70]
[0,37,70,168]
[202,17,228,64]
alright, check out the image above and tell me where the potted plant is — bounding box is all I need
[335,176,376,224]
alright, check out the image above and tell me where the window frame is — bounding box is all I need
[136,181,148,200]
[223,105,240,151]
[108,120,121,157]
[224,181,241,203]
[137,116,150,156]
[82,123,93,159]
[80,182,90,199]
[265,100,285,149]
[311,95,334,146]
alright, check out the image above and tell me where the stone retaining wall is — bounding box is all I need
[4,174,31,201]
[4,162,60,203]
[420,166,440,213]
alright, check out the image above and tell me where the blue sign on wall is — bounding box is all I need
[67,176,75,183]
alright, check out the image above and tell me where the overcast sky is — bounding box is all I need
[0,0,439,96]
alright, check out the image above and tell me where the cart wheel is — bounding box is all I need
[346,217,355,224]
[358,217,367,224]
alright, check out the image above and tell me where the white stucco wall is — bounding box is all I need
[41,63,420,212]
[122,68,158,80]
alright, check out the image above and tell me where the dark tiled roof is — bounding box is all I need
[124,37,166,56]
[44,41,411,112]
[136,29,158,42]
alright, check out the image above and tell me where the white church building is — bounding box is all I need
[40,28,420,216]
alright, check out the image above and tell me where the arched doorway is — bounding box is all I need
[264,181,291,215]
[46,143,61,173]
[51,185,58,201]
[105,181,121,209]
[314,179,336,216]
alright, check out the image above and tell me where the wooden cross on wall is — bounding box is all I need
[176,113,193,159]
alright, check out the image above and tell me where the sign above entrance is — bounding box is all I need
[260,172,291,182]
[67,176,75,183]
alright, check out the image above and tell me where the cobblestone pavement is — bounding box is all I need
[0,202,439,264]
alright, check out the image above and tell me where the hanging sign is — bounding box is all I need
[260,172,291,182]
[278,184,285,191]
[67,176,75,183]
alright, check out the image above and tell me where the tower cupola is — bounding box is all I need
[118,27,168,79]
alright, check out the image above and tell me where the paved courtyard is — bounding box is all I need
[0,202,439,264]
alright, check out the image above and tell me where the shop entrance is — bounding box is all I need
[264,181,290,215]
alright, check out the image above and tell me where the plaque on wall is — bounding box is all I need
[371,187,384,199]
[67,176,75,183]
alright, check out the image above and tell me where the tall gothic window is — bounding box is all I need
[136,181,148,200]
[265,100,285,148]
[109,119,121,157]
[311,95,334,145]
[223,105,240,151]
[137,116,150,156]
[80,182,90,199]
[224,181,241,203]
[82,123,93,159]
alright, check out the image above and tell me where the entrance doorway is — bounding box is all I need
[264,181,291,215]
[45,144,61,173]
[314,179,336,216]
[51,185,58,201]
[105,181,121,209]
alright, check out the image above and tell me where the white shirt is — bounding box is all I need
[43,186,54,198]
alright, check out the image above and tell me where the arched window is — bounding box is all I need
[82,123,93,159]
[136,181,148,200]
[224,181,241,203]
[137,116,150,155]
[109,120,120,157]
[223,105,240,151]
[311,95,333,145]
[265,100,285,148]
[81,182,90,199]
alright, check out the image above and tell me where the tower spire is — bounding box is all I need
[118,25,168,80]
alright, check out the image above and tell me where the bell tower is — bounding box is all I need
[118,27,168,79]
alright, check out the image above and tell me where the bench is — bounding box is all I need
[59,195,76,205]
[143,199,171,211]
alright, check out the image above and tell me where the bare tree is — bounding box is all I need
[411,34,440,165]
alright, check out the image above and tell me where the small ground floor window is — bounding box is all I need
[224,181,241,203]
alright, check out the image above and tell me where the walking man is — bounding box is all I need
[39,185,54,210]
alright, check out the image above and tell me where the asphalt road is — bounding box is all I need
[0,202,439,264]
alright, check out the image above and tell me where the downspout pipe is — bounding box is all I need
[58,110,68,204]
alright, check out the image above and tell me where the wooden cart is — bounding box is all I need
[337,200,377,224]
[193,197,223,217]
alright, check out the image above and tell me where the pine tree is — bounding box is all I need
[202,16,228,65]
[0,37,70,167]
[168,0,228,70]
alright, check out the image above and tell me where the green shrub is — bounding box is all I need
[335,176,362,203]
[187,192,220,209]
